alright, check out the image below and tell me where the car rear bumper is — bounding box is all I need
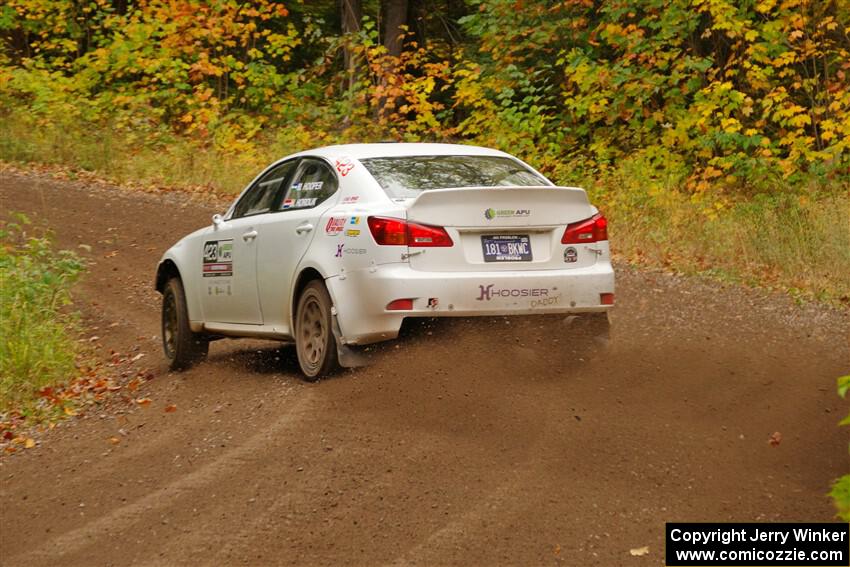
[327,262,615,345]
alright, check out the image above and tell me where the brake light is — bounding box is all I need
[561,213,608,244]
[367,217,407,245]
[367,217,453,247]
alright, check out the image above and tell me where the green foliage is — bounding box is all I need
[455,0,850,188]
[0,214,85,412]
[831,375,850,521]
[830,476,850,522]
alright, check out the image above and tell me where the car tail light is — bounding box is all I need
[386,298,414,311]
[600,293,615,305]
[368,217,453,247]
[367,217,408,245]
[562,213,608,244]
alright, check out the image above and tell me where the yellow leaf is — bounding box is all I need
[64,406,77,416]
[756,0,776,13]
[24,438,36,449]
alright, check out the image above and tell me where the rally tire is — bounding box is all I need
[162,277,208,371]
[295,280,340,381]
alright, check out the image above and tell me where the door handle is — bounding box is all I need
[295,223,314,235]
[242,229,258,242]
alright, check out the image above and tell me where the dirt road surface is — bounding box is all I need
[1,171,848,567]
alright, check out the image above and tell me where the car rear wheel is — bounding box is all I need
[295,280,339,381]
[162,277,208,371]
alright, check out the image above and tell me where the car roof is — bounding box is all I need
[291,143,513,161]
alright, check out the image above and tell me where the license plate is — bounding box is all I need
[481,235,532,262]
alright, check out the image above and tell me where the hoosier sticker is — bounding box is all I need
[203,239,233,277]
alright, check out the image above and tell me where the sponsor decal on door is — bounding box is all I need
[202,239,233,277]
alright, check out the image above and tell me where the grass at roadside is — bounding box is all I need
[600,184,850,304]
[0,111,277,194]
[2,114,848,305]
[0,214,85,413]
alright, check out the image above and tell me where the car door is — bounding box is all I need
[255,157,340,334]
[200,161,294,325]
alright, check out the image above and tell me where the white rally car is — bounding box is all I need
[155,143,615,379]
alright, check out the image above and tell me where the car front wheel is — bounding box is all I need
[162,277,209,370]
[295,280,339,381]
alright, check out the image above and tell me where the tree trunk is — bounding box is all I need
[382,0,408,58]
[340,0,362,93]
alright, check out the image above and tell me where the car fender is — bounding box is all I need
[155,227,209,325]
[288,256,341,330]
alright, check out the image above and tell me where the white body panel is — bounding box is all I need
[199,216,263,325]
[327,256,614,345]
[155,143,615,347]
[254,200,331,334]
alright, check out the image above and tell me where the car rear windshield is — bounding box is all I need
[360,155,550,198]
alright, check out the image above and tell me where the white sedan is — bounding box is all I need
[155,143,615,379]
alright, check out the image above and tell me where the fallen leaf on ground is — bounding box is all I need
[164,404,177,413]
[64,407,77,416]
[768,431,782,447]
[135,397,152,406]
[131,353,145,362]
[24,438,36,449]
[109,437,121,445]
[629,546,649,556]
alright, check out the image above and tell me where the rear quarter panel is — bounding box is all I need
[309,158,409,338]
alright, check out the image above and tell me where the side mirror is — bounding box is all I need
[212,213,224,228]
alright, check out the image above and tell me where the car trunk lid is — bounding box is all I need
[402,186,599,272]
